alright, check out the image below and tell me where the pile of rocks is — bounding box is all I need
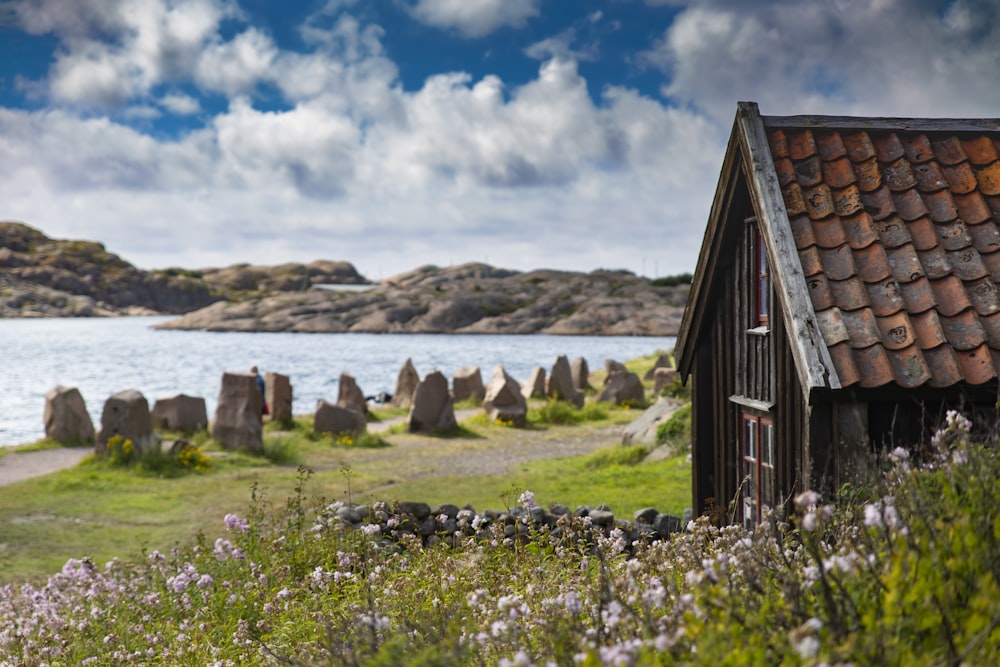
[322,499,693,556]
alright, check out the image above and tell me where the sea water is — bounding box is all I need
[0,316,675,446]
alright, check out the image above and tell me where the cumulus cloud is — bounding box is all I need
[405,0,540,38]
[160,92,201,114]
[644,0,1000,123]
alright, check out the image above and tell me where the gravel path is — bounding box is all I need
[0,448,91,486]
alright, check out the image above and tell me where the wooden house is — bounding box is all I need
[675,102,1000,527]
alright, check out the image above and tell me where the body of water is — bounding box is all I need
[0,317,675,446]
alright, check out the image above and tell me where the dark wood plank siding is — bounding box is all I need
[772,301,809,501]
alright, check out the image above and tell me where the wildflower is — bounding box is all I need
[196,574,214,589]
[518,490,537,509]
[794,490,820,512]
[361,523,381,537]
[789,617,823,659]
[863,503,883,528]
[224,514,249,533]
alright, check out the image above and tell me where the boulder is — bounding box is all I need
[265,372,293,423]
[211,372,263,452]
[571,357,591,391]
[409,370,458,433]
[337,372,367,414]
[391,358,420,408]
[622,398,681,446]
[604,359,628,382]
[546,355,584,408]
[452,366,486,403]
[43,386,95,445]
[314,399,366,436]
[521,366,546,400]
[482,365,528,427]
[653,368,680,396]
[97,389,154,454]
[151,394,208,432]
[597,370,646,406]
[643,353,675,380]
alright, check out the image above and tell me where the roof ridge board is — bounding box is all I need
[761,115,1000,134]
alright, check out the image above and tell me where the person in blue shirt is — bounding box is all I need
[251,366,268,420]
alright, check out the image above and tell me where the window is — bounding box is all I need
[741,413,774,528]
[755,228,769,327]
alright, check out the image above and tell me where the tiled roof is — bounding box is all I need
[766,123,1000,389]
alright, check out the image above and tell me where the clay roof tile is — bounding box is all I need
[829,276,870,311]
[967,276,1000,315]
[974,162,1000,196]
[930,136,968,166]
[921,189,959,223]
[882,158,918,191]
[861,185,896,220]
[940,308,988,351]
[979,311,1000,348]
[853,344,896,387]
[811,216,848,248]
[935,220,973,252]
[929,275,972,316]
[827,341,861,386]
[960,136,999,166]
[922,344,965,387]
[885,244,925,283]
[874,216,911,249]
[886,345,933,388]
[917,246,953,280]
[866,279,906,316]
[988,195,1000,220]
[773,157,797,187]
[798,245,823,277]
[815,307,850,346]
[790,214,817,249]
[942,162,978,195]
[805,272,835,311]
[948,247,989,281]
[898,277,937,312]
[788,130,818,161]
[954,191,992,225]
[967,221,1000,255]
[912,161,949,192]
[815,131,847,161]
[794,155,823,187]
[824,158,858,190]
[832,185,864,216]
[782,183,808,217]
[892,188,930,221]
[768,129,789,159]
[905,216,938,251]
[820,244,858,281]
[842,211,879,249]
[854,156,882,192]
[874,132,905,163]
[853,243,892,282]
[955,343,996,384]
[982,249,1000,282]
[910,309,947,349]
[843,131,877,162]
[842,307,881,347]
[876,311,915,350]
[804,184,836,219]
[902,133,934,164]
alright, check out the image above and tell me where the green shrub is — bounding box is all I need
[655,403,691,449]
[103,434,211,476]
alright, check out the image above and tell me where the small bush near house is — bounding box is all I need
[656,403,692,451]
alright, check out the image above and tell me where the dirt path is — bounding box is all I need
[0,448,92,486]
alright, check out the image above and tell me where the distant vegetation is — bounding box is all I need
[651,272,694,287]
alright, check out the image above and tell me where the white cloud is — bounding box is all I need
[160,92,201,115]
[405,0,540,38]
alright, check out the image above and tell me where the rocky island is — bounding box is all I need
[1,222,688,335]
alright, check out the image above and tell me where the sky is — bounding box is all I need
[0,1,999,281]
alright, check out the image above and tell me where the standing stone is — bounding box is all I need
[452,366,486,403]
[265,372,293,424]
[653,368,680,396]
[391,358,420,408]
[483,365,528,427]
[598,370,646,406]
[97,389,154,454]
[571,357,591,391]
[43,386,95,445]
[521,367,546,400]
[547,355,584,408]
[314,399,366,436]
[604,359,628,382]
[409,370,458,433]
[643,353,675,380]
[337,372,367,414]
[151,394,208,432]
[211,372,263,452]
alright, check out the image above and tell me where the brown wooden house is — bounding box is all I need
[675,102,1000,527]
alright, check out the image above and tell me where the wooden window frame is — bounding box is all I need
[755,227,769,327]
[741,412,775,528]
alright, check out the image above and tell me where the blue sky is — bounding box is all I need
[0,0,998,279]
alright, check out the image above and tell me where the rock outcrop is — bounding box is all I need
[547,355,584,408]
[521,367,547,400]
[337,373,367,414]
[314,400,366,436]
[452,366,485,403]
[265,372,293,424]
[598,370,646,406]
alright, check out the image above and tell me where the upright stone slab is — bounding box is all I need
[314,399,366,436]
[483,365,528,427]
[452,366,485,403]
[391,358,420,408]
[97,389,153,454]
[265,372,293,424]
[653,368,679,396]
[43,386,95,445]
[604,359,628,381]
[643,353,674,380]
[409,370,458,433]
[521,366,547,400]
[151,394,208,432]
[598,370,646,406]
[571,357,591,391]
[337,372,367,414]
[547,355,584,408]
[211,372,263,452]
